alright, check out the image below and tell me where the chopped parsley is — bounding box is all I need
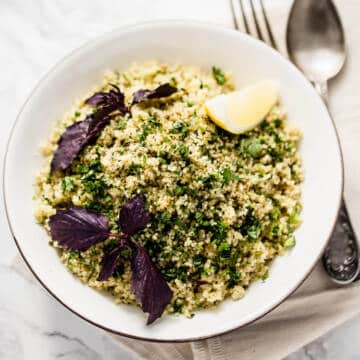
[221,166,233,184]
[61,177,75,192]
[289,211,301,225]
[170,121,190,138]
[217,242,231,259]
[284,236,296,249]
[211,220,229,245]
[239,138,263,158]
[228,268,241,288]
[212,66,226,85]
[240,207,262,241]
[193,254,206,268]
[139,124,152,145]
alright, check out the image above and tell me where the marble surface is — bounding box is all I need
[1,0,360,359]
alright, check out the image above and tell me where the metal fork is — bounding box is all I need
[230,0,278,50]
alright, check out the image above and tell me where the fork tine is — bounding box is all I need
[249,0,265,41]
[239,0,251,34]
[230,0,240,30]
[259,0,278,50]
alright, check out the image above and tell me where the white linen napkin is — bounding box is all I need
[12,1,360,359]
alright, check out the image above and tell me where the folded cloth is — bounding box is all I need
[12,0,360,359]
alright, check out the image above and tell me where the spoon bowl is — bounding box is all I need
[286,0,346,84]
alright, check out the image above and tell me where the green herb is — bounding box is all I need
[268,221,280,239]
[139,124,151,145]
[209,132,219,144]
[221,166,233,184]
[239,138,263,158]
[170,76,178,86]
[170,121,190,138]
[194,254,206,268]
[107,238,119,247]
[284,236,296,249]
[270,207,281,221]
[113,263,125,278]
[241,207,262,241]
[228,267,241,287]
[247,225,261,240]
[173,303,183,313]
[74,111,81,117]
[81,173,108,198]
[212,220,229,244]
[75,159,102,175]
[160,211,172,225]
[61,177,75,192]
[217,242,231,259]
[90,248,100,256]
[212,262,220,274]
[77,160,113,212]
[195,212,203,222]
[147,115,161,128]
[212,66,226,85]
[162,266,188,282]
[174,186,186,195]
[199,173,220,188]
[178,144,189,158]
[274,119,282,128]
[116,120,127,130]
[87,261,97,271]
[262,270,269,281]
[138,116,162,145]
[145,239,165,258]
[289,211,300,225]
[67,251,81,264]
[128,162,143,175]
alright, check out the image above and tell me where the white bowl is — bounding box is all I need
[3,21,342,342]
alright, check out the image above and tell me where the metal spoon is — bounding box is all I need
[286,0,359,284]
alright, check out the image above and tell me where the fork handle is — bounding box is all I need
[314,80,360,284]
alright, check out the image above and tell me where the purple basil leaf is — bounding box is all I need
[85,93,107,107]
[50,120,91,172]
[49,207,110,251]
[97,236,131,281]
[132,83,177,105]
[131,246,173,324]
[86,107,113,141]
[119,195,150,235]
[51,108,113,172]
[85,84,129,113]
[51,86,129,172]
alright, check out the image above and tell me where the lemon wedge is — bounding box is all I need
[205,80,279,134]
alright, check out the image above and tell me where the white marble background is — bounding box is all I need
[1,0,360,359]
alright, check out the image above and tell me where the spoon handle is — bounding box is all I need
[323,201,360,283]
[314,81,360,283]
[314,82,329,104]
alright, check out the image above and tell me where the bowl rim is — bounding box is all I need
[3,19,344,342]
